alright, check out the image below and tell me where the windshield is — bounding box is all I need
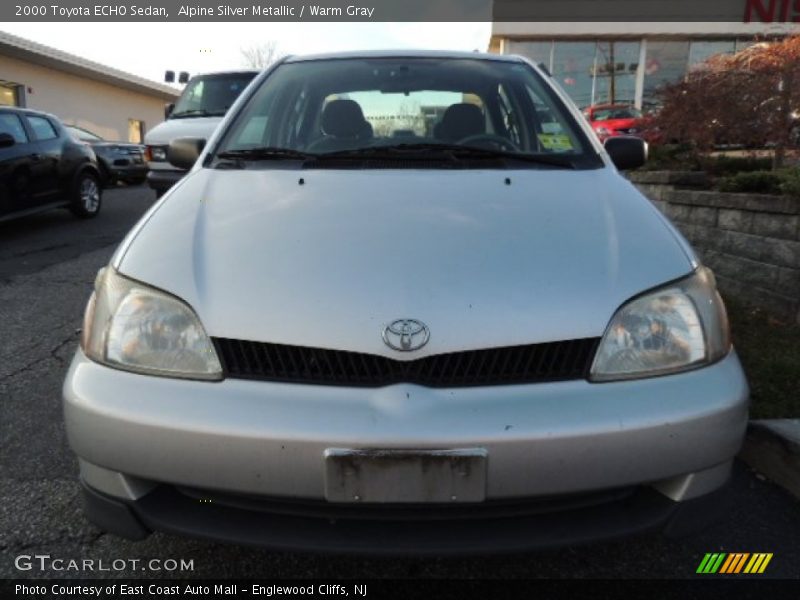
[171,72,256,118]
[592,107,642,121]
[214,57,600,168]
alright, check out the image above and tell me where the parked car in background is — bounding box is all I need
[0,107,102,223]
[66,51,748,553]
[144,70,258,197]
[583,104,644,142]
[65,125,147,186]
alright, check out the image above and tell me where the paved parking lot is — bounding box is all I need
[1,185,799,579]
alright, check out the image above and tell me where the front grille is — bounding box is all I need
[214,337,599,388]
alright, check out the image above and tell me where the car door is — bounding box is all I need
[0,111,41,217]
[24,114,62,205]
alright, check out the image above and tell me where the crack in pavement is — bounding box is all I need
[0,330,79,382]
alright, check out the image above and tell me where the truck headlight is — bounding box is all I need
[81,267,222,380]
[590,267,730,381]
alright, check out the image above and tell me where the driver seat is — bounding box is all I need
[434,103,485,142]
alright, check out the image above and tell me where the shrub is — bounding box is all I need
[779,168,800,199]
[641,143,702,171]
[704,155,774,176]
[717,171,783,194]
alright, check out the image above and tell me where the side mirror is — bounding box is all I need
[0,133,15,148]
[164,103,175,120]
[604,136,648,170]
[168,137,206,170]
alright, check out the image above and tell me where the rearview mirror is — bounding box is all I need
[0,133,15,148]
[604,136,647,171]
[168,137,206,170]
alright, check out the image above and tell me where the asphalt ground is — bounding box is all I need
[0,184,799,580]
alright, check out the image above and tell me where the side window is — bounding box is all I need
[0,114,29,143]
[26,116,58,141]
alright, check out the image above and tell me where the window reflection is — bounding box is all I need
[642,41,690,111]
[552,42,597,108]
[688,40,736,69]
[594,41,640,105]
[504,37,756,111]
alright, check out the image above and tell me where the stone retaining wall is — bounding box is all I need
[628,172,800,323]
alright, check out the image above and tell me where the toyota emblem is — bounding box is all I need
[382,319,430,352]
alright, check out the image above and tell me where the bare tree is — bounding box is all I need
[240,41,282,70]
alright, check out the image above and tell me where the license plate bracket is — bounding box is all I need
[324,448,487,503]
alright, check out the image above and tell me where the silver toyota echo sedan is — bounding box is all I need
[64,51,749,553]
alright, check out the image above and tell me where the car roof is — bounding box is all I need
[192,69,260,77]
[284,50,526,64]
[0,105,60,120]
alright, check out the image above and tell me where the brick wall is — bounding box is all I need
[629,172,800,323]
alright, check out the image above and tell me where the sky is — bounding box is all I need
[1,22,492,87]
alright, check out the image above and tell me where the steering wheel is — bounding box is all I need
[456,134,520,152]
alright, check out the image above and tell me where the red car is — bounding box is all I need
[583,104,644,142]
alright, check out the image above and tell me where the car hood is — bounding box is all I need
[143,116,224,146]
[89,141,143,151]
[116,167,695,357]
[594,118,639,130]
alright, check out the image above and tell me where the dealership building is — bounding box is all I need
[490,0,800,110]
[0,30,178,142]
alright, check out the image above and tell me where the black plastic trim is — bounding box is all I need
[81,480,729,554]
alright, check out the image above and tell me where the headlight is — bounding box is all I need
[81,267,222,380]
[590,268,730,381]
[149,146,167,161]
[596,127,611,135]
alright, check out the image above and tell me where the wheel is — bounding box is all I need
[456,133,521,152]
[70,171,102,218]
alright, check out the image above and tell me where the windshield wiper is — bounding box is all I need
[216,147,315,161]
[316,143,577,169]
[171,109,226,119]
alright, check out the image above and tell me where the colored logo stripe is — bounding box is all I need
[697,552,773,574]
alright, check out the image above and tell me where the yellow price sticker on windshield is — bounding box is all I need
[537,134,574,152]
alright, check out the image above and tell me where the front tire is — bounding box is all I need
[70,171,102,218]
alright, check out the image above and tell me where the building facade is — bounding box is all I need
[0,31,178,142]
[490,0,800,110]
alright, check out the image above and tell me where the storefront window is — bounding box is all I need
[688,40,736,69]
[505,41,553,72]
[593,41,640,106]
[552,41,597,108]
[642,41,690,111]
[735,39,757,52]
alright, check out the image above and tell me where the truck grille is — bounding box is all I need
[213,337,599,388]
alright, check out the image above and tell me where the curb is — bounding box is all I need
[739,419,800,499]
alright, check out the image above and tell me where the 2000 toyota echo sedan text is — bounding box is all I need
[64,51,748,553]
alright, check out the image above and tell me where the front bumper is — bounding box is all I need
[145,167,185,192]
[64,349,748,548]
[80,471,732,554]
[109,162,147,182]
